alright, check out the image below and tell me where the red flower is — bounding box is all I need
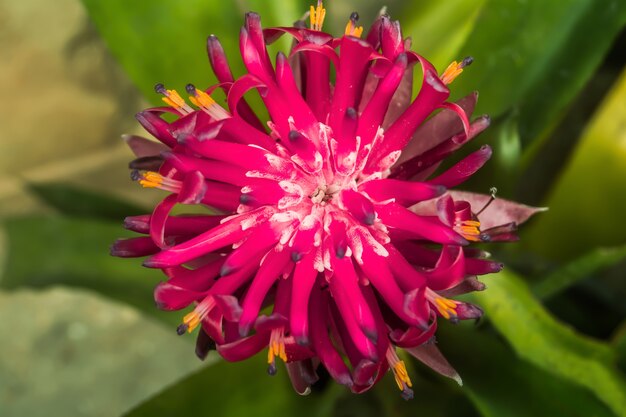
[112,1,542,398]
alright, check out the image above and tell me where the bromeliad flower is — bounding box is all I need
[112,1,542,398]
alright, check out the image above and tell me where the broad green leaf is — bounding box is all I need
[27,182,148,221]
[524,68,626,260]
[1,216,176,326]
[470,271,626,416]
[533,245,626,299]
[80,0,308,105]
[0,287,202,417]
[437,324,615,417]
[613,321,626,373]
[123,353,341,417]
[453,0,626,147]
[399,0,487,72]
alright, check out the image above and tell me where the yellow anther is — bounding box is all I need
[309,1,326,31]
[386,347,413,394]
[189,88,217,109]
[441,61,464,85]
[456,219,482,241]
[182,311,201,333]
[344,13,363,38]
[268,328,288,364]
[162,89,187,109]
[392,360,413,391]
[433,296,458,320]
[137,171,163,188]
[441,57,474,85]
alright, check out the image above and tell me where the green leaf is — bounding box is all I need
[533,245,626,299]
[27,182,147,221]
[1,216,177,326]
[469,271,626,416]
[524,68,626,260]
[437,324,615,417]
[0,287,202,417]
[399,0,487,72]
[453,0,626,146]
[123,353,342,417]
[80,0,307,105]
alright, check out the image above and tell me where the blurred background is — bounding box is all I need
[1,0,625,416]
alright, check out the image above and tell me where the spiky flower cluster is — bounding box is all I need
[112,1,538,398]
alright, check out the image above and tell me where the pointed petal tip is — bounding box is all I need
[363,327,378,343]
[143,257,165,268]
[295,335,310,346]
[453,373,463,386]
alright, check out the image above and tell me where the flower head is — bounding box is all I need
[112,1,540,397]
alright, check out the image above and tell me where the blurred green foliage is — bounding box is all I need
[3,0,625,416]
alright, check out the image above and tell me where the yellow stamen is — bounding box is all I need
[309,1,326,31]
[182,311,201,333]
[441,57,473,85]
[189,88,216,108]
[344,14,363,38]
[162,89,187,109]
[441,61,464,85]
[138,171,164,188]
[267,328,288,365]
[386,348,413,394]
[187,86,231,120]
[392,360,413,390]
[456,219,482,241]
[433,296,458,320]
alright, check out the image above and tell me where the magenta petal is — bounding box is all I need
[254,313,288,334]
[212,295,243,321]
[217,332,270,362]
[359,246,424,327]
[330,254,379,345]
[426,246,466,291]
[221,223,282,276]
[135,109,177,147]
[395,92,478,166]
[143,208,271,268]
[455,301,484,320]
[309,286,353,387]
[244,12,274,80]
[110,236,159,258]
[340,189,376,225]
[429,145,492,188]
[238,249,291,336]
[385,245,427,291]
[358,53,408,147]
[376,202,467,245]
[154,281,204,311]
[165,258,224,291]
[178,171,208,204]
[290,252,318,344]
[390,317,437,348]
[329,37,373,131]
[391,115,491,181]
[150,194,178,248]
[360,178,444,206]
[163,151,248,187]
[123,135,168,158]
[368,58,449,168]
